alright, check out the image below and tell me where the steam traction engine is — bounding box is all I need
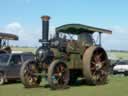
[20,16,112,89]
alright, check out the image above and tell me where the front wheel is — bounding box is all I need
[48,60,69,89]
[20,60,42,88]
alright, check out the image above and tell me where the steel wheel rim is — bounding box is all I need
[23,62,38,86]
[51,63,69,88]
[90,48,108,83]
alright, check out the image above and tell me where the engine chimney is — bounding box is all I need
[40,16,50,47]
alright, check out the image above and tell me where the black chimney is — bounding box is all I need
[40,16,50,47]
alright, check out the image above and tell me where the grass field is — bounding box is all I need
[12,47,36,53]
[0,76,128,96]
[107,51,128,59]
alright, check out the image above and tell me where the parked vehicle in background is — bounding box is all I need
[109,59,118,74]
[113,60,128,76]
[0,52,34,85]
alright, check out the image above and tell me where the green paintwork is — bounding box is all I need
[53,24,112,69]
[56,24,112,34]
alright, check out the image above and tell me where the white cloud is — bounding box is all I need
[1,22,128,50]
[102,26,128,50]
[25,0,31,3]
[6,22,24,36]
[0,27,5,32]
[2,22,39,47]
[1,22,56,47]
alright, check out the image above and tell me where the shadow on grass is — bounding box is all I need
[4,80,21,85]
[69,79,95,87]
[40,79,98,90]
[1,79,108,90]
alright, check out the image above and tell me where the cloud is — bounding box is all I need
[3,22,39,47]
[1,22,128,50]
[6,22,24,36]
[91,26,128,50]
[1,22,56,47]
[25,0,31,3]
[101,26,128,50]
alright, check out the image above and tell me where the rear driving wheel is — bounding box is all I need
[20,60,42,88]
[48,60,69,89]
[83,46,109,85]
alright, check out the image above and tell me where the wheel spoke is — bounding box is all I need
[90,49,108,84]
[83,47,108,85]
[24,63,39,85]
[94,53,103,63]
[60,64,65,72]
[50,62,69,89]
[98,70,107,81]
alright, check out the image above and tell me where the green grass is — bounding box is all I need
[0,76,128,96]
[107,51,128,59]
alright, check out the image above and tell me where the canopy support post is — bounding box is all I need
[0,39,1,48]
[99,32,102,46]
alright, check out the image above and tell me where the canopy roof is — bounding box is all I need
[0,32,19,40]
[56,24,112,34]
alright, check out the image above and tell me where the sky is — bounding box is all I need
[0,0,128,50]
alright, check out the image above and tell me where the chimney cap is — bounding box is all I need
[41,16,50,21]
